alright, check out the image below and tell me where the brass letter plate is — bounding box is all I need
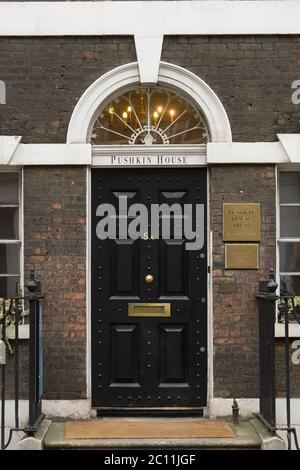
[223,203,261,241]
[128,303,171,317]
[225,243,259,270]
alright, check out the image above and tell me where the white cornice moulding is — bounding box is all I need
[207,141,290,164]
[277,134,300,163]
[0,2,299,36]
[275,323,300,338]
[0,136,22,164]
[3,142,92,166]
[1,136,300,166]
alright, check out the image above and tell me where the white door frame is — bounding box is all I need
[81,60,231,411]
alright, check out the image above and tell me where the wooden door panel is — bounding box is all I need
[160,240,188,297]
[110,324,140,386]
[110,239,140,298]
[91,168,207,411]
[159,325,188,385]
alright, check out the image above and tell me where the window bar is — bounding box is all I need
[14,290,20,430]
[1,301,6,451]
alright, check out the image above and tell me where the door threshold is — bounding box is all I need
[96,407,204,417]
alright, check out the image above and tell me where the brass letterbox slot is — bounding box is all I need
[128,303,171,317]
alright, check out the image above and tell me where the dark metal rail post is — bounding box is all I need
[1,301,7,450]
[277,296,300,450]
[256,268,278,430]
[26,270,44,434]
[0,270,44,449]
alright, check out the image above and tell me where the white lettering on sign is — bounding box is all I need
[110,155,188,166]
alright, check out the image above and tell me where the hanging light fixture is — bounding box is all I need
[92,87,208,145]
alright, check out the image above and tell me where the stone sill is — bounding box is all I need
[275,323,300,338]
[8,324,30,340]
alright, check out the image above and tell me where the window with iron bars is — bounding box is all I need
[0,172,21,298]
[278,170,300,324]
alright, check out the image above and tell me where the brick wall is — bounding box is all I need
[162,36,300,141]
[210,165,276,397]
[0,36,300,143]
[24,167,86,399]
[2,35,300,401]
[0,37,136,143]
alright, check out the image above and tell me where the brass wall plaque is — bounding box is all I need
[128,303,171,317]
[225,244,259,270]
[223,203,261,241]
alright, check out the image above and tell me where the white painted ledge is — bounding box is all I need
[18,324,30,339]
[0,136,21,164]
[0,141,91,166]
[209,398,259,418]
[207,141,289,164]
[1,136,300,166]
[0,2,299,36]
[277,134,300,163]
[275,323,300,338]
[42,400,92,420]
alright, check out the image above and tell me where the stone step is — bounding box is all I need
[43,418,262,450]
[19,417,286,450]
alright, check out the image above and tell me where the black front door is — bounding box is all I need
[91,168,207,411]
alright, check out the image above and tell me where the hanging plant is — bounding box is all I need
[277,297,300,325]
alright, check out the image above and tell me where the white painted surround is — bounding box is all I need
[1,136,300,166]
[1,2,300,36]
[67,61,232,145]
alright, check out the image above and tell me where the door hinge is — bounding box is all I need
[207,266,211,274]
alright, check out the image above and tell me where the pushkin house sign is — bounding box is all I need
[110,155,190,166]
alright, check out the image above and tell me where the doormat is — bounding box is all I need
[65,419,235,440]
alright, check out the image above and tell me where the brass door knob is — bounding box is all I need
[145,274,154,284]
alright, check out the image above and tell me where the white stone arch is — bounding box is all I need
[67,61,232,144]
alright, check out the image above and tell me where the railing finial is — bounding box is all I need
[27,269,41,293]
[267,268,278,294]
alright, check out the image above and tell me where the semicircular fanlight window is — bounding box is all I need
[90,87,209,145]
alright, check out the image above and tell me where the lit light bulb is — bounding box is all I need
[169,109,175,122]
[157,106,163,113]
[153,111,159,125]
[127,106,132,123]
[108,107,114,124]
[122,111,128,121]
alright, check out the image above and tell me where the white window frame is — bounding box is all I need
[0,168,23,299]
[276,167,300,337]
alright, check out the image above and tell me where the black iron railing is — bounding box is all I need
[257,269,300,451]
[0,270,44,450]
